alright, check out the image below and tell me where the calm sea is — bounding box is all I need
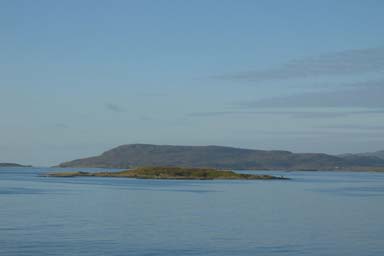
[1,167,383,256]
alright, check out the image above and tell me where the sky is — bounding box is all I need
[1,0,384,166]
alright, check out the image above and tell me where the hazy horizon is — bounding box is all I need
[1,0,384,166]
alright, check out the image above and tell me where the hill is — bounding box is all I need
[57,144,384,171]
[340,150,384,161]
[0,163,32,167]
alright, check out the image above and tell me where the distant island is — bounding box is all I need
[44,166,288,180]
[56,144,384,171]
[0,163,32,168]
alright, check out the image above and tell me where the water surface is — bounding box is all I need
[1,167,383,256]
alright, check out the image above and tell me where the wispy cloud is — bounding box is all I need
[54,123,69,129]
[237,129,384,138]
[188,79,384,119]
[216,46,384,81]
[319,124,384,130]
[188,109,384,119]
[234,83,384,109]
[188,110,345,119]
[105,103,125,113]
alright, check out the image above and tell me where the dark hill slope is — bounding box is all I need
[0,163,32,167]
[56,144,384,170]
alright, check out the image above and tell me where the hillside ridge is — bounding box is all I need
[57,144,384,170]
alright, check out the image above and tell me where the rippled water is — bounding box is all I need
[1,167,384,256]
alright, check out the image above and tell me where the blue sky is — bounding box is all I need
[1,0,384,166]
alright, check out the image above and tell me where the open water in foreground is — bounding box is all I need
[1,167,383,256]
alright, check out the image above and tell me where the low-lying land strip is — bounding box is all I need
[44,166,289,180]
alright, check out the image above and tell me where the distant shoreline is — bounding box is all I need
[52,166,384,172]
[0,163,32,168]
[56,144,384,172]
